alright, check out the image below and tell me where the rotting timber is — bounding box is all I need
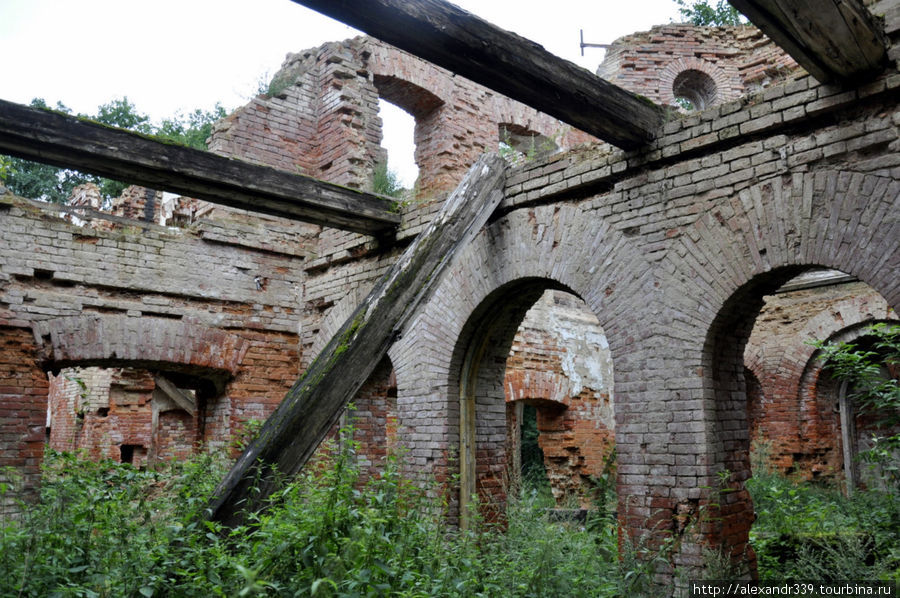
[291,0,667,150]
[728,0,887,83]
[207,155,508,527]
[0,99,399,236]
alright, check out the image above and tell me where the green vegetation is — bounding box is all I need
[749,441,900,582]
[749,324,900,581]
[5,320,899,597]
[0,440,631,597]
[4,428,900,595]
[372,162,405,198]
[675,0,745,26]
[2,98,227,204]
[813,323,900,486]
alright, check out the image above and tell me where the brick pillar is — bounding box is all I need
[0,327,49,513]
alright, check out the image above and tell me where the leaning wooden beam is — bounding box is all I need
[729,0,887,83]
[0,99,399,235]
[208,154,507,526]
[291,0,666,150]
[154,376,198,416]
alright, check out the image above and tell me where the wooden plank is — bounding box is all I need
[729,0,887,83]
[0,99,400,235]
[207,154,508,527]
[290,0,666,150]
[154,375,197,416]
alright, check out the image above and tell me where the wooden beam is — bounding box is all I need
[154,375,197,416]
[0,99,399,235]
[729,0,887,83]
[207,154,508,527]
[290,0,666,150]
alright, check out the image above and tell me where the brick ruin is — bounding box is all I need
[2,5,900,576]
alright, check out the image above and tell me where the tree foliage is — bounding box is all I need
[0,98,227,204]
[814,323,900,486]
[675,0,745,26]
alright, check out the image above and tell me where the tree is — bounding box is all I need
[675,0,745,26]
[1,98,228,204]
[814,323,900,487]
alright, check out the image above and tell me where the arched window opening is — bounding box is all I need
[376,99,417,193]
[672,68,718,112]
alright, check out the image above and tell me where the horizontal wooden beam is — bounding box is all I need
[729,0,887,83]
[0,99,400,235]
[291,0,667,150]
[208,154,508,527]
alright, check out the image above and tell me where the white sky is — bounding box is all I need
[1,0,684,186]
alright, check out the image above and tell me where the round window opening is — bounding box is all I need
[672,69,718,112]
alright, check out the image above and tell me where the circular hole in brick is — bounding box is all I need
[672,68,718,112]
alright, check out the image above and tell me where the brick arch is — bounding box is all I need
[796,318,899,477]
[387,202,651,519]
[32,315,249,375]
[744,286,896,475]
[659,57,742,109]
[660,168,900,573]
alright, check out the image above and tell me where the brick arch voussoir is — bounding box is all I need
[659,57,741,107]
[365,38,457,106]
[668,169,900,343]
[32,315,249,373]
[754,292,897,404]
[390,202,651,404]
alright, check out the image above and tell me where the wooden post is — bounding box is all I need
[291,0,666,149]
[208,154,508,527]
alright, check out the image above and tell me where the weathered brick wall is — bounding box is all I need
[744,274,898,481]
[598,24,800,110]
[385,5,900,571]
[0,327,48,514]
[3,4,900,580]
[505,290,615,506]
[0,190,312,496]
[213,36,595,200]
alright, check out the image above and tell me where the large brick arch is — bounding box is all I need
[387,202,652,518]
[660,169,900,572]
[32,315,249,375]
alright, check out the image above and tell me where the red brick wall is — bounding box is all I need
[598,24,800,110]
[0,327,49,513]
[504,290,615,507]
[745,277,897,481]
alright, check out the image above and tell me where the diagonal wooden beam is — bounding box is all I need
[729,0,887,83]
[154,375,198,416]
[207,154,508,527]
[291,0,667,150]
[0,99,399,235]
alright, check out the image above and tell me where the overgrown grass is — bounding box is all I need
[748,454,900,583]
[0,442,630,597]
[7,436,898,596]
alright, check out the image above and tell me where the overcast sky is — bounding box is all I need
[2,0,684,185]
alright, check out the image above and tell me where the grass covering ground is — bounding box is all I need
[2,439,898,596]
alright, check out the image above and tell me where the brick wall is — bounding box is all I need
[505,290,615,507]
[3,3,900,579]
[598,24,800,110]
[0,189,311,497]
[745,274,898,482]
